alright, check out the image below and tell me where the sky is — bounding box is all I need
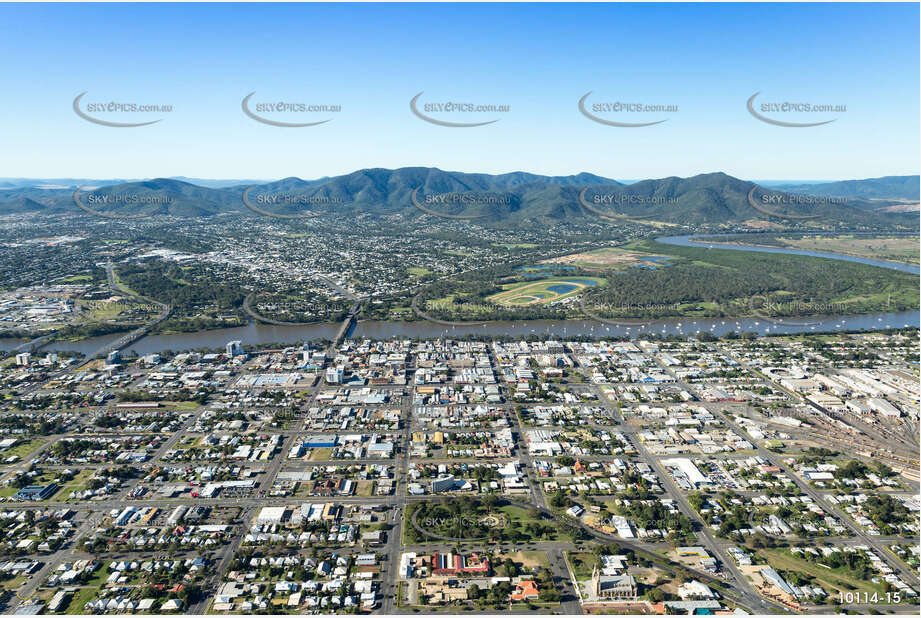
[0,2,918,182]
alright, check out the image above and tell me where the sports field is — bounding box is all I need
[486,276,604,306]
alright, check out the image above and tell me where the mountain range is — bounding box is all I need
[1,168,917,227]
[0,176,269,189]
[769,175,920,201]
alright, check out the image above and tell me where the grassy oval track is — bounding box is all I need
[486,276,605,306]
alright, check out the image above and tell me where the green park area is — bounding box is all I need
[486,277,605,306]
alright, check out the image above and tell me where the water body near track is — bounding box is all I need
[13,234,918,356]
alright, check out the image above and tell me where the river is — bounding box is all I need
[13,234,919,356]
[656,234,920,274]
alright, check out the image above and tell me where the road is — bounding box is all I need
[568,352,779,613]
[7,510,106,611]
[86,262,171,359]
[709,345,920,585]
[6,334,916,615]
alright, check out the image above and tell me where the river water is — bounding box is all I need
[657,234,920,274]
[10,234,917,356]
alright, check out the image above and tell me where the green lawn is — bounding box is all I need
[55,274,93,283]
[50,469,95,501]
[60,586,101,614]
[487,276,606,307]
[84,563,112,587]
[504,550,551,569]
[760,549,887,596]
[169,401,201,410]
[308,447,334,461]
[565,551,597,580]
[111,270,139,296]
[403,500,559,545]
[1,438,48,460]
[0,575,25,591]
[355,480,375,497]
[498,503,542,526]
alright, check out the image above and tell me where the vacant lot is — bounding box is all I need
[1,437,48,460]
[543,247,670,270]
[758,548,887,597]
[503,550,551,569]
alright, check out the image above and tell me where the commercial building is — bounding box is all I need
[430,552,490,576]
[256,506,290,525]
[326,366,344,384]
[431,474,456,493]
[662,458,710,487]
[13,483,59,501]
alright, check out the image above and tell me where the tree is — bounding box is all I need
[647,588,665,602]
[550,490,570,509]
[538,586,560,602]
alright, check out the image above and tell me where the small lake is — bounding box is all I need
[563,278,601,286]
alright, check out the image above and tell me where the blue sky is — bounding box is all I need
[0,2,918,181]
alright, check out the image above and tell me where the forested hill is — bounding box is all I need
[1,168,917,229]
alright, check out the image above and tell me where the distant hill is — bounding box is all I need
[0,197,49,213]
[771,175,920,201]
[0,177,141,189]
[0,167,916,228]
[0,186,73,210]
[0,176,267,190]
[166,176,272,189]
[74,179,244,217]
[235,168,620,220]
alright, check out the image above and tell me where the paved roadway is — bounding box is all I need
[706,345,920,585]
[570,354,779,613]
[6,338,917,615]
[87,262,171,359]
[8,510,106,611]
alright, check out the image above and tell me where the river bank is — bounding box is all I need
[4,233,917,356]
